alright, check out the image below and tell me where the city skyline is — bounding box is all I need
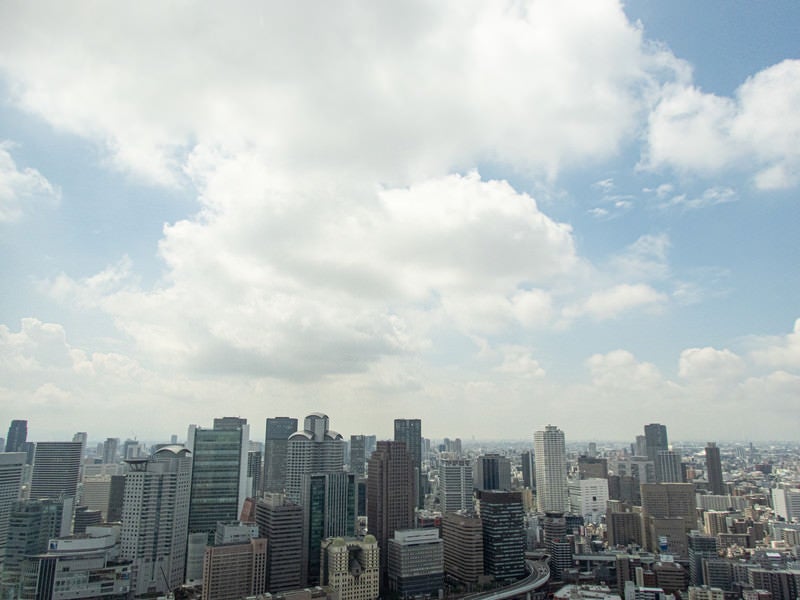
[1,2,799,442]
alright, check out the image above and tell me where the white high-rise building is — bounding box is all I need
[120,446,192,596]
[439,459,473,513]
[772,485,800,522]
[285,413,345,503]
[568,477,609,523]
[534,425,568,513]
[0,453,25,570]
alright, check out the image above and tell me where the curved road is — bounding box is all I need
[461,560,550,600]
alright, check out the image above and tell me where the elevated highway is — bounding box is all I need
[461,560,550,600]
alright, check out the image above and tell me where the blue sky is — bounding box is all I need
[0,1,798,443]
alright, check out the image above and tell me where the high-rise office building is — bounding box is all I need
[285,413,349,585]
[350,434,367,477]
[640,482,697,557]
[705,443,724,495]
[4,420,27,454]
[606,501,643,548]
[29,441,82,502]
[477,490,526,583]
[71,431,87,456]
[247,450,262,498]
[543,512,571,582]
[368,440,415,590]
[202,528,267,600]
[187,419,250,538]
[120,446,192,596]
[0,453,24,570]
[263,417,298,494]
[644,424,669,482]
[520,451,534,490]
[578,456,608,479]
[658,450,684,483]
[474,454,512,491]
[439,459,473,513]
[255,493,304,592]
[1,498,70,597]
[688,531,719,586]
[394,419,423,508]
[102,437,119,464]
[285,413,345,502]
[441,511,483,587]
[568,478,609,523]
[306,472,357,586]
[388,529,444,598]
[772,485,800,522]
[534,425,568,513]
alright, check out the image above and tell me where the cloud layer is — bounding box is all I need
[0,1,798,440]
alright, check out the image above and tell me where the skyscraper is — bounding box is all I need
[705,442,724,495]
[187,418,250,539]
[120,446,192,596]
[534,425,568,513]
[185,418,250,583]
[285,413,349,585]
[306,472,357,585]
[1,498,70,597]
[394,419,423,508]
[102,437,119,464]
[520,451,534,490]
[263,417,298,494]
[658,450,684,483]
[474,454,512,491]
[29,441,82,502]
[4,420,27,453]
[0,453,24,570]
[367,440,414,591]
[441,512,483,587]
[644,423,669,482]
[247,450,262,498]
[640,482,697,557]
[255,493,304,592]
[477,490,526,583]
[439,459,473,513]
[350,434,367,477]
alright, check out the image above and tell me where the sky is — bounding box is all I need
[0,1,798,444]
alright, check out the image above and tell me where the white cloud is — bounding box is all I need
[563,283,667,322]
[662,186,736,210]
[0,1,680,185]
[0,142,60,222]
[678,347,745,381]
[44,172,579,377]
[644,59,800,189]
[748,318,800,370]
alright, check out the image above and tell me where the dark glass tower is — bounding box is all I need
[187,419,249,539]
[4,420,27,453]
[394,419,423,508]
[477,490,526,583]
[705,442,724,495]
[644,423,669,482]
[263,417,298,494]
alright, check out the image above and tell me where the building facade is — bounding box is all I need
[387,528,444,599]
[263,417,298,494]
[120,446,192,596]
[534,425,569,513]
[321,536,380,600]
